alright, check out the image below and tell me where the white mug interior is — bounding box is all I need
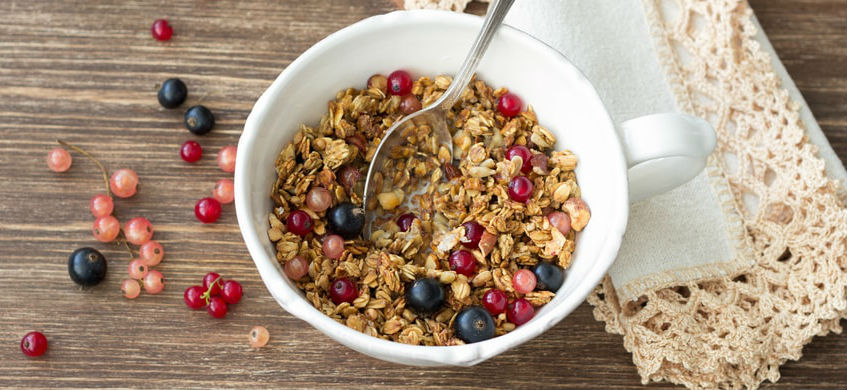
[235,10,629,366]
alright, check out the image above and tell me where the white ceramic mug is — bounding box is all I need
[234,10,715,366]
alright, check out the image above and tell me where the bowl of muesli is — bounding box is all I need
[235,10,714,366]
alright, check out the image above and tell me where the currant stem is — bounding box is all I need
[200,276,224,304]
[57,140,111,197]
[118,231,137,259]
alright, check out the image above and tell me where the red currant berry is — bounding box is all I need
[396,213,417,232]
[89,193,114,218]
[449,250,476,277]
[329,277,357,304]
[387,70,413,96]
[507,298,535,326]
[507,176,534,203]
[184,285,206,309]
[195,197,221,223]
[497,92,523,118]
[20,331,48,357]
[151,19,173,41]
[482,289,507,315]
[286,210,313,236]
[221,280,243,305]
[47,147,72,172]
[460,221,484,249]
[180,140,202,163]
[124,217,154,245]
[505,145,532,174]
[202,272,224,296]
[512,269,537,294]
[207,296,228,318]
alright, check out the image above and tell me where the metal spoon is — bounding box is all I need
[362,0,515,239]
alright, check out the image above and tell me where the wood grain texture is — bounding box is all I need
[0,1,843,389]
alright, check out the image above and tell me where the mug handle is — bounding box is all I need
[618,113,717,202]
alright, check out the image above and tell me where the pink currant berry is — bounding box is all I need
[143,270,165,294]
[92,215,120,242]
[305,187,332,212]
[180,140,202,163]
[217,145,236,173]
[20,331,48,357]
[497,92,523,118]
[512,269,537,294]
[195,197,221,223]
[124,217,154,245]
[322,234,345,260]
[47,147,72,172]
[207,296,228,318]
[89,193,114,218]
[221,280,242,305]
[121,279,141,299]
[547,211,571,235]
[284,256,310,281]
[248,326,270,348]
[128,259,149,280]
[151,19,173,41]
[110,168,139,198]
[139,240,164,266]
[212,179,234,204]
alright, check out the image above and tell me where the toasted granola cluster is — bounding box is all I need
[268,72,589,345]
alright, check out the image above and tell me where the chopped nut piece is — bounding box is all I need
[562,197,590,231]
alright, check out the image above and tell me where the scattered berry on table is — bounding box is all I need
[285,210,313,236]
[329,277,357,305]
[497,92,523,118]
[283,256,310,281]
[546,211,571,235]
[212,179,234,204]
[68,247,107,286]
[121,279,141,299]
[387,70,413,96]
[92,215,121,242]
[124,217,154,245]
[143,270,165,294]
[396,213,417,232]
[110,168,138,198]
[207,296,228,318]
[47,147,72,172]
[506,298,534,326]
[127,259,149,280]
[150,19,173,41]
[89,193,114,218]
[184,285,206,309]
[460,221,484,249]
[512,269,537,294]
[366,74,387,93]
[184,105,215,135]
[221,280,243,305]
[505,145,532,174]
[305,187,332,212]
[326,202,363,239]
[195,197,222,223]
[179,140,202,163]
[399,94,422,115]
[248,326,270,348]
[157,78,187,108]
[532,261,564,292]
[507,175,534,203]
[138,240,164,266]
[202,272,224,296]
[454,306,496,343]
[482,289,507,315]
[449,250,476,277]
[322,234,345,260]
[217,145,236,173]
[20,331,48,357]
[405,278,444,314]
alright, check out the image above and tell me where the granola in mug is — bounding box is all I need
[267,70,589,345]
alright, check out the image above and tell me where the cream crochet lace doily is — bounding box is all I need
[403,0,846,388]
[588,0,847,389]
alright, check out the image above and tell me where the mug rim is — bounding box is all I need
[235,9,630,365]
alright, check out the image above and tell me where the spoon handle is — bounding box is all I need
[438,0,515,110]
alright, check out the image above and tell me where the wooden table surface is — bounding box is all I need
[0,1,844,389]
